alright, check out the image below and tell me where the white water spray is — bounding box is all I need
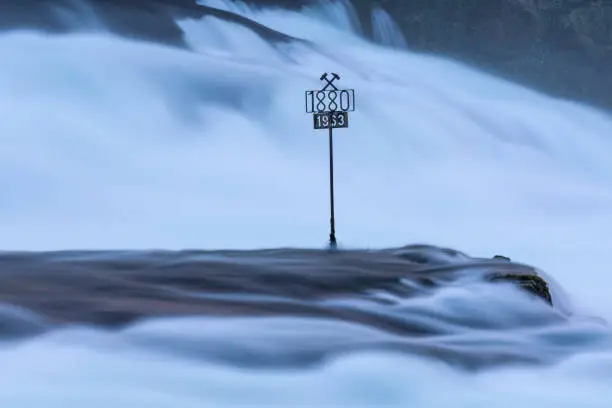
[1,1,612,406]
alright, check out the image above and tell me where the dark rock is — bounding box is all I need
[0,0,299,46]
[0,246,566,370]
[492,255,512,261]
[0,245,556,332]
[351,0,612,111]
[487,254,552,304]
[489,272,553,305]
[2,0,609,110]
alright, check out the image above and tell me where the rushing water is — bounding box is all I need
[1,0,612,406]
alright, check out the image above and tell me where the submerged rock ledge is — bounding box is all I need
[1,245,592,371]
[0,244,553,330]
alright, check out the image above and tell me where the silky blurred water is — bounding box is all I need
[1,0,612,406]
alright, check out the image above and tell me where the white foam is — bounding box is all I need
[1,321,612,407]
[1,2,612,406]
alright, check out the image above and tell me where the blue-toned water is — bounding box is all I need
[1,1,612,406]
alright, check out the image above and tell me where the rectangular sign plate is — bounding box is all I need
[313,112,349,129]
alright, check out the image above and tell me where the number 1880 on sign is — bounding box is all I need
[313,112,348,129]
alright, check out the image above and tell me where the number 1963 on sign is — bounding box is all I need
[313,112,348,129]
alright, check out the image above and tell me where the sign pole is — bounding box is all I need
[328,111,336,248]
[304,73,355,249]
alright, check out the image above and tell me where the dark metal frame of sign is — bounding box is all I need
[304,73,355,249]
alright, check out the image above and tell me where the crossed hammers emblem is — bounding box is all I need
[320,73,340,91]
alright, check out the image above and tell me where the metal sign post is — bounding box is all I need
[305,73,355,249]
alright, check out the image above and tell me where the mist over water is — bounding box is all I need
[1,0,612,406]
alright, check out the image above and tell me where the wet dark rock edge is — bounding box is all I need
[2,0,610,111]
[0,245,576,371]
[0,0,303,46]
[0,246,554,332]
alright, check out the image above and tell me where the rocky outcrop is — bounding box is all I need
[489,272,553,305]
[2,0,608,110]
[0,246,554,331]
[353,0,612,110]
[0,246,565,370]
[240,0,612,110]
[0,0,298,46]
[486,254,552,305]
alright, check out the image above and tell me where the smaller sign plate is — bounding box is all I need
[313,112,349,130]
